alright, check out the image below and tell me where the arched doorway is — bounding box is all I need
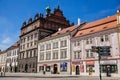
[53,64,58,74]
[76,65,80,75]
[25,64,28,72]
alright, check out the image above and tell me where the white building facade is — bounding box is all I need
[37,25,79,75]
[0,51,7,72]
[71,13,120,77]
[6,42,19,72]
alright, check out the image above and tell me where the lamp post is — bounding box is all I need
[92,46,102,80]
[98,49,102,80]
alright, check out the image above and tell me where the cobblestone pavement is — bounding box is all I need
[0,73,119,80]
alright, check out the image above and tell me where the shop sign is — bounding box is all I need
[43,64,47,66]
[100,60,117,64]
[72,61,83,64]
[86,61,94,65]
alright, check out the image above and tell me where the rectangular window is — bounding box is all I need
[86,50,94,58]
[27,36,30,41]
[100,36,104,42]
[46,51,51,60]
[61,40,67,47]
[86,38,92,44]
[46,66,51,72]
[53,42,58,49]
[39,66,44,72]
[30,42,33,47]
[27,43,29,48]
[34,33,38,38]
[60,49,67,59]
[31,34,33,40]
[53,50,58,59]
[74,41,80,46]
[46,43,51,50]
[74,51,81,59]
[40,52,44,60]
[100,35,109,42]
[86,39,89,44]
[105,35,109,41]
[86,65,95,72]
[101,65,118,73]
[40,45,44,51]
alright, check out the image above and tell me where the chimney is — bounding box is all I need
[78,18,81,25]
[117,10,120,13]
[58,28,61,31]
[117,10,120,24]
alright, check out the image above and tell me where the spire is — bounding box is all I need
[46,6,51,15]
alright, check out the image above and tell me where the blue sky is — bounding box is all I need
[0,0,119,50]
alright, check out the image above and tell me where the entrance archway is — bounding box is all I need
[53,64,58,74]
[76,65,80,75]
[25,64,28,72]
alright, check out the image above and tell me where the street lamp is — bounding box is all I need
[92,46,102,80]
[92,46,111,80]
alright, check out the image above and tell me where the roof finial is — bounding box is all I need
[46,6,51,15]
[57,0,60,9]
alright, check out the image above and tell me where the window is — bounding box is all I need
[86,50,94,58]
[46,43,51,50]
[46,51,51,60]
[23,44,25,49]
[100,36,104,42]
[86,39,89,44]
[34,41,37,45]
[86,38,92,44]
[60,49,67,59]
[101,65,118,73]
[26,51,28,58]
[86,65,95,72]
[105,35,109,41]
[53,42,58,49]
[74,51,81,59]
[34,33,38,38]
[33,62,35,68]
[40,45,44,51]
[74,41,80,46]
[53,50,58,59]
[23,38,26,43]
[34,50,36,57]
[46,66,51,72]
[100,35,109,42]
[27,36,30,41]
[27,43,29,48]
[31,34,33,40]
[40,52,44,60]
[30,50,32,57]
[61,40,67,47]
[30,42,33,47]
[39,66,44,72]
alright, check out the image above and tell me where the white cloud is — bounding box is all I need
[1,37,12,44]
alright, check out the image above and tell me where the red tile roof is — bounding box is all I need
[50,25,78,37]
[74,15,117,38]
[80,15,116,30]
